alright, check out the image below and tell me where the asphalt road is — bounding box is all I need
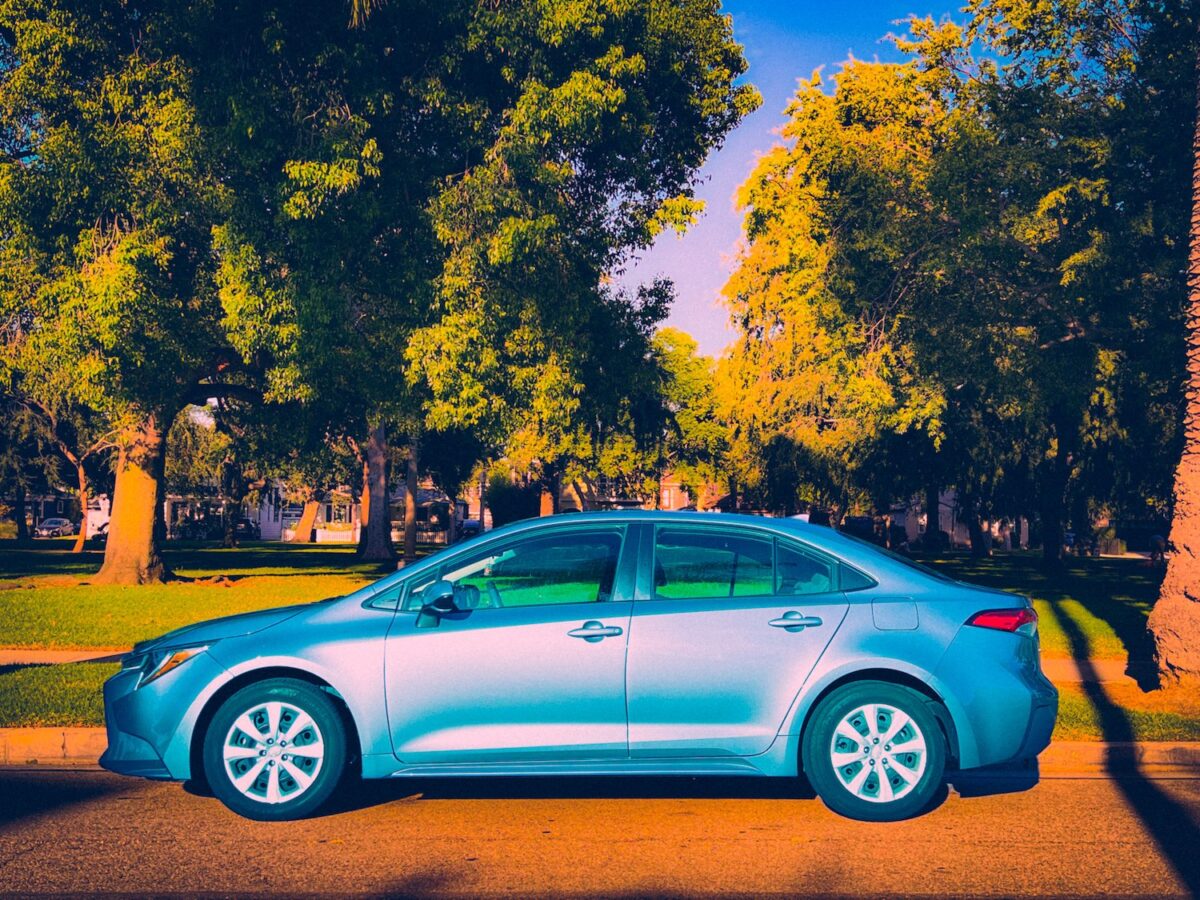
[1,769,1198,898]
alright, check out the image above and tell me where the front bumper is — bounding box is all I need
[99,651,228,782]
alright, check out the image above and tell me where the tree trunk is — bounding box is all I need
[71,462,89,553]
[360,422,395,562]
[1150,41,1200,684]
[356,456,370,554]
[290,499,320,544]
[12,485,28,543]
[957,487,985,557]
[925,482,940,550]
[403,435,419,565]
[478,468,488,532]
[94,419,168,585]
[1040,427,1072,570]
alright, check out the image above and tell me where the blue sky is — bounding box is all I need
[619,1,963,356]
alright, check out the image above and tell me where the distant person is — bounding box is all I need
[1150,533,1167,565]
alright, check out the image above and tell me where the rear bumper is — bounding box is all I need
[1015,692,1058,760]
[934,627,1058,769]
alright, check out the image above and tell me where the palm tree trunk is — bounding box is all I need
[1149,39,1200,684]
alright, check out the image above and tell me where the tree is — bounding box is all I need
[1149,4,1200,683]
[652,328,727,507]
[407,0,757,480]
[0,1,264,582]
[20,399,115,551]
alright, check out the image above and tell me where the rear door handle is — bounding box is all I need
[567,620,623,643]
[769,611,823,631]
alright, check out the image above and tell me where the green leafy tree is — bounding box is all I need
[407,0,757,479]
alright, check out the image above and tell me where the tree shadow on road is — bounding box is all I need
[1044,596,1200,896]
[0,770,128,830]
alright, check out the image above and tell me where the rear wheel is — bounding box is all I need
[802,681,946,821]
[203,678,346,821]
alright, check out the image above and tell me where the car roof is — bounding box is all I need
[487,510,881,561]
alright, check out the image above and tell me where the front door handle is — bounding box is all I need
[567,621,623,643]
[769,611,823,632]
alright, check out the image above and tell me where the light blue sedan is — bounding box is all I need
[101,511,1057,822]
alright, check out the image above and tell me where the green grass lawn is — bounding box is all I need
[0,540,438,649]
[0,662,117,727]
[924,552,1161,661]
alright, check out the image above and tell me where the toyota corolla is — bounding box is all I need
[101,511,1057,822]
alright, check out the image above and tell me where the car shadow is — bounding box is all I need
[309,769,982,819]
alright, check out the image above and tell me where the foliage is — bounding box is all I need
[719,2,1189,547]
[485,474,541,528]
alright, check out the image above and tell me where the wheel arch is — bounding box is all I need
[794,667,961,771]
[188,666,363,787]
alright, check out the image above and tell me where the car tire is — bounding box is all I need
[202,678,347,821]
[802,681,946,822]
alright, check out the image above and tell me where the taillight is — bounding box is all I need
[966,607,1038,636]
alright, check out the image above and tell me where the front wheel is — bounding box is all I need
[203,678,347,821]
[802,681,946,822]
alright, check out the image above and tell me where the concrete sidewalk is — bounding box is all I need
[1040,656,1154,684]
[1,727,1197,777]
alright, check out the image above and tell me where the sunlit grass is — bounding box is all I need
[1054,683,1200,742]
[925,553,1159,660]
[0,541,443,649]
[0,662,116,727]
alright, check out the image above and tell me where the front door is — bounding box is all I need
[626,526,849,758]
[385,525,632,764]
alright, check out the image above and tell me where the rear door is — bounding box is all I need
[625,524,850,758]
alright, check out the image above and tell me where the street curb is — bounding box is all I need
[0,727,107,768]
[1036,741,1200,776]
[1,729,1199,776]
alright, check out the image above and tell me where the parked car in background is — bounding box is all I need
[86,521,109,549]
[233,518,261,541]
[34,517,75,538]
[101,511,1056,823]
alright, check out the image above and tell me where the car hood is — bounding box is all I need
[132,600,335,653]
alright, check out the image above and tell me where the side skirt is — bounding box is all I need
[363,734,801,780]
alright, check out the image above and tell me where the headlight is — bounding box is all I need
[123,643,209,688]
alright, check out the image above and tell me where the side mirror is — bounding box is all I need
[415,580,457,628]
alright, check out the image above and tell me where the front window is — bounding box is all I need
[404,527,624,611]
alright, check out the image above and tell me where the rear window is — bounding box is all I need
[653,528,854,600]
